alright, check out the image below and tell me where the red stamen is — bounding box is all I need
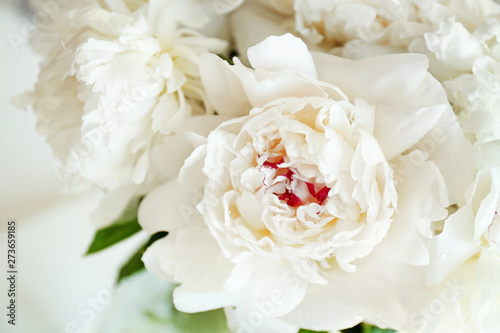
[305,182,316,196]
[315,186,331,205]
[263,156,284,169]
[259,155,330,208]
[278,190,303,207]
[287,193,303,207]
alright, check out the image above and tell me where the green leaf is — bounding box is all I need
[362,323,396,333]
[299,323,394,333]
[342,324,364,333]
[86,218,142,255]
[86,196,143,255]
[117,232,169,283]
[298,324,361,333]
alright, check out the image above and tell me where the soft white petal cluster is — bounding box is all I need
[413,16,500,331]
[411,5,500,332]
[412,166,500,333]
[19,0,228,191]
[230,0,500,77]
[442,16,500,148]
[139,34,476,332]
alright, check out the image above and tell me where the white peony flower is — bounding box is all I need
[292,0,434,51]
[139,34,476,332]
[408,164,500,333]
[440,17,500,193]
[402,11,500,332]
[414,16,500,326]
[231,0,500,77]
[443,17,500,138]
[230,0,444,58]
[17,0,229,191]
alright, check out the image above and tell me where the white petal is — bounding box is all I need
[174,284,239,312]
[230,0,290,64]
[248,34,317,78]
[142,238,177,282]
[379,161,449,266]
[426,206,478,285]
[312,52,448,109]
[418,110,476,205]
[138,178,197,234]
[374,105,448,160]
[199,53,253,117]
[313,52,451,159]
[285,257,429,331]
[150,133,194,182]
[89,185,137,227]
[225,306,299,333]
[178,144,208,191]
[424,19,484,72]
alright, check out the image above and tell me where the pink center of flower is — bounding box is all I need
[259,156,331,207]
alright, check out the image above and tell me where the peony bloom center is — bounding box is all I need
[259,155,331,207]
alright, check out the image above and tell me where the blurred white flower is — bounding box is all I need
[417,18,500,326]
[231,0,500,77]
[405,9,500,333]
[231,0,439,59]
[17,0,229,191]
[443,18,500,135]
[139,34,475,332]
[442,17,500,179]
[414,165,500,333]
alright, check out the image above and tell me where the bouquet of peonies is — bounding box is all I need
[16,0,500,332]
